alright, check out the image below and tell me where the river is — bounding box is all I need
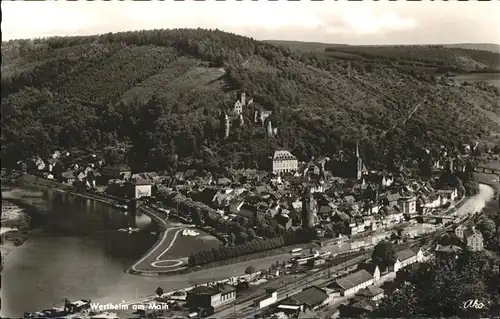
[0,183,496,317]
[1,188,159,317]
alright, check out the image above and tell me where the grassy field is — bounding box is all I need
[164,231,221,259]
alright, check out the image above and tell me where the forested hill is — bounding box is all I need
[266,40,500,71]
[2,29,500,172]
[265,40,500,55]
[443,43,500,53]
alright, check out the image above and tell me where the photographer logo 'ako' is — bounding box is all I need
[463,299,485,309]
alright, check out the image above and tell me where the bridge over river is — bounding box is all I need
[475,165,500,175]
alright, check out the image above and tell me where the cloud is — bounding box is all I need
[1,1,499,45]
[342,10,416,35]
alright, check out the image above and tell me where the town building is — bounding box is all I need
[307,258,326,268]
[328,269,374,297]
[394,248,424,271]
[354,286,384,301]
[434,244,463,260]
[399,196,417,215]
[327,142,368,180]
[338,298,377,318]
[277,286,329,311]
[338,285,384,317]
[454,224,467,238]
[101,165,131,181]
[186,284,236,309]
[272,213,293,230]
[464,227,484,251]
[272,150,298,175]
[254,290,278,309]
[128,178,153,199]
[455,225,484,251]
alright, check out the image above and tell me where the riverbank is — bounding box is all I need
[0,172,127,279]
[1,189,32,269]
[1,169,120,208]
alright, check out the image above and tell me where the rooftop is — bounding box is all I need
[273,150,297,161]
[435,245,463,253]
[189,285,219,296]
[283,286,328,308]
[464,227,483,239]
[333,269,373,291]
[349,298,376,311]
[103,164,131,171]
[355,286,384,298]
[395,248,416,262]
[131,178,152,186]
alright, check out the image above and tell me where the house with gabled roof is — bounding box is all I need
[101,164,131,181]
[464,226,484,251]
[340,298,377,318]
[384,192,401,209]
[327,269,374,297]
[278,286,329,311]
[394,248,424,271]
[354,286,384,301]
[435,244,463,260]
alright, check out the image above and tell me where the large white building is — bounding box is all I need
[464,227,484,251]
[272,150,298,175]
[455,225,484,251]
[399,196,417,215]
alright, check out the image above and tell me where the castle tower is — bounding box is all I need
[224,114,230,138]
[302,186,315,229]
[267,120,273,137]
[356,142,363,180]
[220,110,230,139]
[240,92,246,107]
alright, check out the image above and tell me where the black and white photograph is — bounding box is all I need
[1,0,500,318]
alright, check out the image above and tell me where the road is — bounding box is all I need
[213,253,370,319]
[101,183,493,313]
[128,205,187,273]
[214,239,426,319]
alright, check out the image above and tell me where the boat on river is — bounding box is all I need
[119,227,140,233]
[24,299,91,318]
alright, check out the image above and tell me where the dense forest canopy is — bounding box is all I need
[2,29,500,172]
[265,40,500,71]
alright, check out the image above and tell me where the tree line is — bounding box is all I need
[188,227,316,266]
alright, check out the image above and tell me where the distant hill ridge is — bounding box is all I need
[1,29,499,172]
[265,40,500,71]
[265,40,500,53]
[443,43,500,53]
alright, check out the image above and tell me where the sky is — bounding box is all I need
[2,1,500,45]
